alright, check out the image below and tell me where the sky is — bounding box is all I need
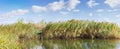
[0,0,120,25]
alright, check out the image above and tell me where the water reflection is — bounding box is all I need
[19,39,120,49]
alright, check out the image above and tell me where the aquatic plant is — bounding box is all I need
[0,20,42,49]
[42,19,120,39]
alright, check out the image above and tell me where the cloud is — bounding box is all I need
[72,9,80,12]
[59,11,69,15]
[107,9,117,12]
[32,5,47,12]
[0,9,29,19]
[48,0,65,11]
[103,18,111,22]
[87,0,99,8]
[104,0,120,8]
[96,9,104,12]
[32,0,80,13]
[32,0,65,12]
[88,13,93,16]
[67,0,80,11]
[115,14,120,18]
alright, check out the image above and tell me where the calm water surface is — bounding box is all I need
[20,39,120,49]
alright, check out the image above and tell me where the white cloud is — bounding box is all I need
[104,0,120,8]
[32,0,80,12]
[59,11,69,15]
[72,9,80,12]
[0,9,29,19]
[87,0,99,8]
[96,9,104,12]
[108,9,118,12]
[32,5,47,12]
[88,13,93,16]
[115,14,120,18]
[48,0,65,11]
[67,0,80,11]
[103,18,111,22]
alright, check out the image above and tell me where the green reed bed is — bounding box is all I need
[0,19,120,49]
[42,20,120,39]
[0,20,41,49]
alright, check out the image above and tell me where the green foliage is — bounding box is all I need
[0,20,42,49]
[1,19,120,48]
[42,19,120,39]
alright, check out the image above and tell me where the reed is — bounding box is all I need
[0,20,42,49]
[42,19,120,39]
[0,19,120,48]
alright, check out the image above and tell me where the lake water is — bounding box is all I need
[19,39,120,49]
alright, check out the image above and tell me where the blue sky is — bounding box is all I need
[0,0,120,25]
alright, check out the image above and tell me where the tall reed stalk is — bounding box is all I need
[42,19,120,39]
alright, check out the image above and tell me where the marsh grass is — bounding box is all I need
[42,19,120,39]
[0,20,42,49]
[0,19,120,48]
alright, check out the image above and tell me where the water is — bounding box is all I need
[19,39,120,49]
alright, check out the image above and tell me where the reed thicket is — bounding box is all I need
[0,19,120,48]
[42,20,120,39]
[0,20,42,49]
